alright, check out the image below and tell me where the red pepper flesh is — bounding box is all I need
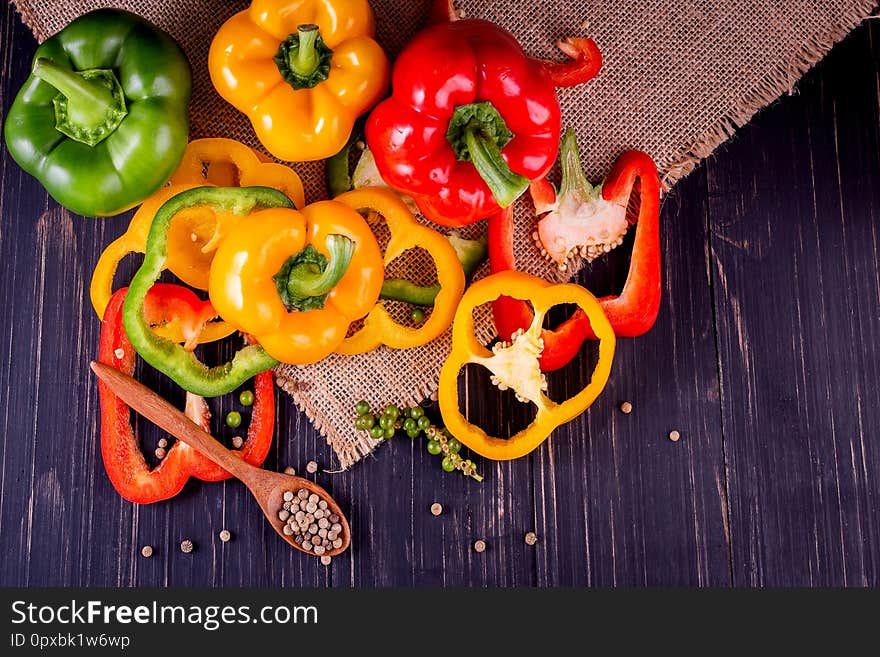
[97,284,275,504]
[366,18,561,227]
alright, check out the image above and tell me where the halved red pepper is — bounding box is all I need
[490,147,661,371]
[97,284,275,504]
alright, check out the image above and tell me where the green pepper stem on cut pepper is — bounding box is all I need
[123,186,293,397]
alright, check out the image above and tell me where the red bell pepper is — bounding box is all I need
[490,139,661,370]
[366,17,562,227]
[97,284,275,504]
[430,0,602,88]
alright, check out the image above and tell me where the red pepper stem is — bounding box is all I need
[464,127,530,208]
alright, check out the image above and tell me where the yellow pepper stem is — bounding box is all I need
[274,24,333,90]
[274,233,354,311]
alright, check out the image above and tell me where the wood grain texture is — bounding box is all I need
[706,20,880,586]
[0,3,877,587]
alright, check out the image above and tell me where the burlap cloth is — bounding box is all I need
[11,0,878,467]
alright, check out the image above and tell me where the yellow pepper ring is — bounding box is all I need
[438,271,616,460]
[333,187,465,355]
[89,138,305,345]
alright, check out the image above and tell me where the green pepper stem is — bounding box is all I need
[464,127,530,208]
[292,25,321,77]
[286,234,354,300]
[558,127,596,198]
[32,58,116,129]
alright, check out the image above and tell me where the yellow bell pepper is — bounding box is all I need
[333,187,465,354]
[89,138,305,344]
[438,271,616,460]
[208,200,384,364]
[208,0,390,162]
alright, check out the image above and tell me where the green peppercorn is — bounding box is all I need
[384,404,399,420]
[361,414,375,430]
[239,390,255,406]
[369,425,384,439]
[383,427,395,439]
[441,456,455,472]
[417,415,431,430]
[447,437,462,454]
[410,406,424,419]
[427,440,442,455]
[411,308,425,323]
[355,400,370,416]
[355,416,366,431]
[225,411,242,429]
[378,415,393,430]
[403,418,417,432]
[407,428,420,439]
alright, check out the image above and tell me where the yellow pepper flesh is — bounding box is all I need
[438,271,616,460]
[333,187,466,355]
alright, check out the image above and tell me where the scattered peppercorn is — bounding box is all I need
[473,539,486,553]
[284,466,296,476]
[430,503,443,516]
[306,461,318,474]
[231,435,244,449]
[180,540,194,554]
[219,530,232,543]
[320,555,332,566]
[114,348,125,360]
[225,411,242,429]
[669,430,681,442]
[239,389,255,406]
[525,532,538,546]
[140,545,153,558]
[411,308,425,323]
[154,447,166,460]
[620,401,633,414]
[157,438,168,448]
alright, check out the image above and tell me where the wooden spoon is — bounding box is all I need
[90,361,350,558]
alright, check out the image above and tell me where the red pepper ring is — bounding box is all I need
[490,149,661,370]
[430,0,602,88]
[97,284,275,504]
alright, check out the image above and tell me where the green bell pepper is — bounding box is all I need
[3,8,191,217]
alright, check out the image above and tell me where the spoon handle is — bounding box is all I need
[90,361,258,485]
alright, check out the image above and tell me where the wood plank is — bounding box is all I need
[706,20,880,586]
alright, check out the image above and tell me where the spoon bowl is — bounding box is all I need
[91,360,350,557]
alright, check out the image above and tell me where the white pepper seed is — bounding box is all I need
[282,501,291,511]
[328,531,338,542]
[332,538,343,549]
[430,503,443,516]
[294,535,304,545]
[320,555,332,566]
[180,540,194,554]
[305,513,315,523]
[306,461,318,474]
[524,532,538,546]
[157,438,168,448]
[283,491,294,502]
[298,489,309,500]
[283,525,294,536]
[308,524,318,534]
[231,435,244,449]
[283,466,296,476]
[141,545,153,558]
[155,447,166,459]
[314,509,325,520]
[318,518,329,529]
[318,500,328,510]
[295,511,305,522]
[302,540,313,551]
[620,401,633,414]
[318,528,328,539]
[314,545,326,555]
[219,530,232,543]
[299,500,308,511]
[473,540,486,553]
[330,523,342,533]
[278,510,290,521]
[306,503,317,513]
[329,514,339,523]
[308,493,319,504]
[669,430,681,442]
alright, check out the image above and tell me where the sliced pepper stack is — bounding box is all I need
[439,270,615,460]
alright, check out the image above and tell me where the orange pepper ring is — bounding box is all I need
[438,271,616,460]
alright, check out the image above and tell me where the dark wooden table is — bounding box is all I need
[1,6,878,587]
